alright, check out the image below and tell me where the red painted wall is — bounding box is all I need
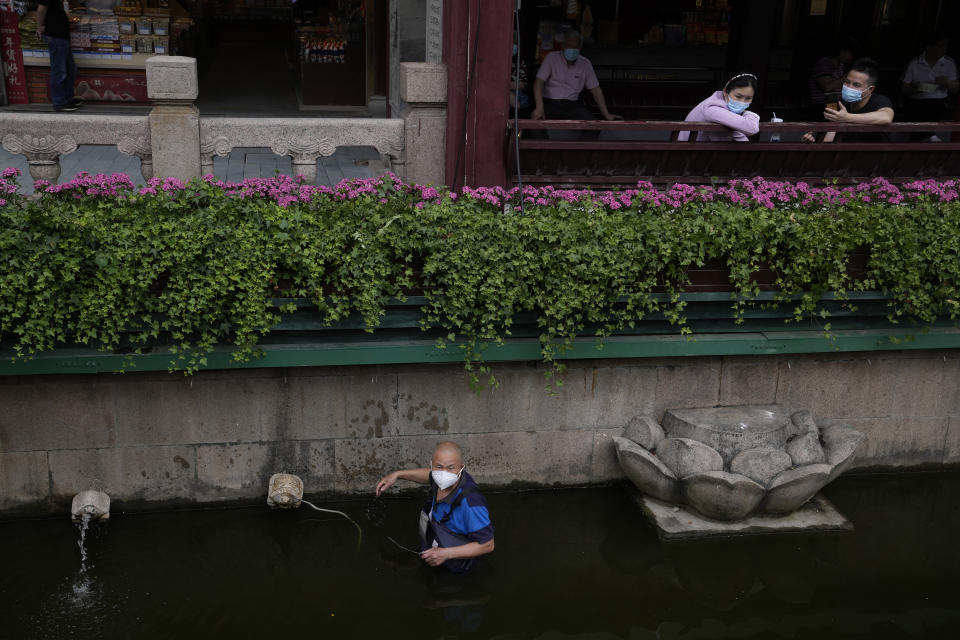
[26,66,149,104]
[444,0,513,189]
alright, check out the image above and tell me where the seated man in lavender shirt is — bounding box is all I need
[678,73,760,142]
[531,30,621,139]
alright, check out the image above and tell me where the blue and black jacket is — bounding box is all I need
[419,470,494,573]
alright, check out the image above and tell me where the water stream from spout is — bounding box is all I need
[70,512,98,604]
[77,512,92,575]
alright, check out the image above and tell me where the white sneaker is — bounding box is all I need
[928,135,942,142]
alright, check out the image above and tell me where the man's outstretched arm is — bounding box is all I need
[375,468,431,496]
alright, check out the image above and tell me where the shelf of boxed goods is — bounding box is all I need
[16,1,193,104]
[21,51,155,69]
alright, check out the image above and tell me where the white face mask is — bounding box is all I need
[432,466,464,490]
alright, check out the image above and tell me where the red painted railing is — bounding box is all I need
[508,120,960,187]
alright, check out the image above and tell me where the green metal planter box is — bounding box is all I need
[1,291,958,376]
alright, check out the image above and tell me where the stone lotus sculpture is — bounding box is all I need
[614,405,864,521]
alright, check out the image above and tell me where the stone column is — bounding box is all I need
[0,134,76,183]
[399,62,447,186]
[389,0,427,117]
[146,56,201,181]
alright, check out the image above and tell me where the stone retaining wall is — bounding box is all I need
[2,349,959,515]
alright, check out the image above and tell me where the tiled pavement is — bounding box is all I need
[0,143,382,194]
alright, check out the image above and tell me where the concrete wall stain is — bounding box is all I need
[337,451,386,481]
[406,399,449,432]
[422,413,450,432]
[373,400,389,437]
[358,399,389,437]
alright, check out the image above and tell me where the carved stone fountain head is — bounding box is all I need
[614,405,865,521]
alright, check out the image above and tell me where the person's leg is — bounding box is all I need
[565,101,602,141]
[544,98,590,119]
[46,37,69,107]
[543,99,601,139]
[542,99,577,140]
[65,47,77,103]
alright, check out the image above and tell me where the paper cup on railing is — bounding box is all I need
[770,114,783,142]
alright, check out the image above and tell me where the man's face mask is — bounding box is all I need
[432,465,464,490]
[563,47,580,62]
[841,85,864,103]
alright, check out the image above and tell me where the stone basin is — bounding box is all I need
[662,405,789,466]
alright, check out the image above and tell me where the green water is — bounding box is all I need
[1,473,958,639]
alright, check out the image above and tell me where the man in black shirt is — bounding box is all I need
[35,0,79,112]
[804,58,894,143]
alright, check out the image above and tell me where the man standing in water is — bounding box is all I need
[376,441,494,573]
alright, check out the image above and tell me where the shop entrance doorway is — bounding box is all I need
[196,5,298,114]
[195,0,373,115]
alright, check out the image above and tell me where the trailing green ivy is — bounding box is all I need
[1,170,958,386]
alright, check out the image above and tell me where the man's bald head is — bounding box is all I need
[432,441,464,470]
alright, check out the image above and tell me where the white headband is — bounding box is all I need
[724,73,757,89]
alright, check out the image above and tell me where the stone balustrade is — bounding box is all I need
[199,117,405,184]
[0,58,447,187]
[0,113,152,182]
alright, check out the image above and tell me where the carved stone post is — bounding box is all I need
[146,56,201,181]
[200,135,231,178]
[117,135,154,181]
[271,137,337,184]
[1,134,77,183]
[399,62,447,186]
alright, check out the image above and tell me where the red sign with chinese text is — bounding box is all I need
[1,6,27,104]
[75,71,148,103]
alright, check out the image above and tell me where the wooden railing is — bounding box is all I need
[508,120,960,187]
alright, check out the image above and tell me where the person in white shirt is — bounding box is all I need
[901,34,958,138]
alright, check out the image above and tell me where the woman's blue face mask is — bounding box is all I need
[727,99,750,114]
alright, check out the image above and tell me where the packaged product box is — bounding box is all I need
[153,35,170,54]
[115,0,143,16]
[136,16,152,35]
[120,34,137,53]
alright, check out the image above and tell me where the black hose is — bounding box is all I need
[514,5,524,214]
[453,0,482,193]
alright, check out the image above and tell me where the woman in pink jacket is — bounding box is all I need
[678,73,760,141]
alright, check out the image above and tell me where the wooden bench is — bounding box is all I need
[507,120,960,187]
